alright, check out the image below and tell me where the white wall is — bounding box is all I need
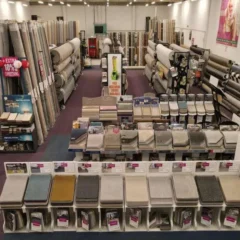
[0,0,30,21]
[206,0,240,63]
[30,5,169,37]
[169,0,211,47]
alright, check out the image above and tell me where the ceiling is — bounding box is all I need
[27,0,183,5]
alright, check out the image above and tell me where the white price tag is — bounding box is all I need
[129,216,139,228]
[52,72,55,82]
[227,162,240,172]
[57,218,69,228]
[31,221,42,232]
[108,219,120,232]
[201,216,212,226]
[183,219,192,229]
[54,162,75,173]
[82,218,89,231]
[103,163,123,173]
[210,76,219,87]
[201,162,218,172]
[30,163,51,173]
[78,163,100,173]
[39,82,44,92]
[130,163,145,173]
[48,75,52,85]
[44,79,49,90]
[224,216,237,228]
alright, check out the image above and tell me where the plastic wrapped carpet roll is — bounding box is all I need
[225,85,240,99]
[147,46,155,58]
[74,66,81,81]
[62,64,75,80]
[68,38,80,52]
[208,60,230,73]
[148,40,156,50]
[222,99,240,113]
[58,76,75,103]
[156,44,173,69]
[145,54,156,69]
[227,80,240,92]
[190,46,205,55]
[74,59,80,70]
[224,92,240,109]
[20,22,48,138]
[51,42,73,64]
[54,57,71,73]
[145,64,153,82]
[55,74,65,88]
[170,44,189,52]
[9,22,44,144]
[209,53,232,67]
[156,61,169,80]
[206,65,228,80]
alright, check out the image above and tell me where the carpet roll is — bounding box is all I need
[156,61,169,80]
[225,85,240,99]
[222,99,240,113]
[208,60,230,73]
[68,38,80,52]
[51,42,73,64]
[55,73,65,88]
[155,72,168,90]
[54,57,71,72]
[224,92,240,109]
[145,64,153,82]
[206,65,228,81]
[232,64,240,73]
[227,80,240,91]
[147,46,155,58]
[58,76,75,103]
[62,63,74,80]
[156,44,173,69]
[145,53,156,69]
[148,40,156,50]
[190,45,205,55]
[74,66,81,81]
[170,43,189,52]
[209,53,232,67]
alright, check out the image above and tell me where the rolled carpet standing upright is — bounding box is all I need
[9,21,44,145]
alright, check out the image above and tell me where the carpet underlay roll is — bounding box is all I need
[170,43,189,53]
[68,38,81,52]
[206,65,228,81]
[145,54,156,69]
[208,60,230,73]
[209,53,233,67]
[51,42,73,64]
[148,40,156,51]
[54,57,71,73]
[227,80,240,92]
[190,45,205,56]
[57,76,75,103]
[224,92,240,109]
[225,85,240,100]
[156,44,173,69]
[222,99,240,113]
[147,46,155,58]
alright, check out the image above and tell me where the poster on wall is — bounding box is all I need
[217,0,240,47]
[107,53,122,96]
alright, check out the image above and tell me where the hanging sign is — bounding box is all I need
[107,53,122,96]
[2,57,20,77]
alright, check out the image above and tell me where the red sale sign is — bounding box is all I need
[2,57,20,77]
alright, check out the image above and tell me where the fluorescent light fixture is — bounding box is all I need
[79,0,83,1]
[176,1,182,4]
[167,3,172,6]
[126,4,129,6]
[48,3,53,6]
[84,1,87,4]
[60,1,64,4]
[134,0,136,1]
[145,3,149,6]
[67,3,71,6]
[129,2,132,4]
[191,0,197,1]
[8,1,15,4]
[51,0,55,1]
[38,1,44,4]
[151,1,155,4]
[88,4,90,6]
[23,3,28,6]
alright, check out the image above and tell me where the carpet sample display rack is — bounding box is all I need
[51,38,81,107]
[42,20,80,46]
[144,40,156,85]
[1,160,240,233]
[0,20,60,145]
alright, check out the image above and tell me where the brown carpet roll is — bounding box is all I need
[208,60,230,73]
[209,53,232,67]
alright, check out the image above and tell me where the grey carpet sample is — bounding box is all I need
[172,174,199,204]
[121,130,138,150]
[222,131,238,149]
[100,175,123,206]
[204,102,215,114]
[125,176,149,206]
[160,103,169,115]
[0,175,28,207]
[188,131,206,149]
[75,175,99,206]
[155,131,172,150]
[148,176,173,205]
[219,175,240,205]
[138,130,155,150]
[24,174,52,205]
[204,130,223,148]
[70,129,87,148]
[195,176,224,205]
[87,134,104,150]
[178,101,188,114]
[172,131,189,149]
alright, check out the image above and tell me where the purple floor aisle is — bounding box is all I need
[126,70,155,96]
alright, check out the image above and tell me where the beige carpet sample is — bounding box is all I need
[138,130,155,150]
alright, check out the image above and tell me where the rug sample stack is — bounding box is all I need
[148,176,173,206]
[125,176,149,207]
[69,129,88,149]
[52,37,81,104]
[0,175,28,208]
[138,130,155,150]
[24,174,52,206]
[204,130,223,149]
[219,175,240,206]
[100,175,123,207]
[117,97,133,122]
[75,175,99,207]
[121,130,138,151]
[82,97,101,120]
[99,96,117,121]
[172,174,199,205]
[155,130,173,150]
[104,126,121,151]
[221,131,239,150]
[144,40,156,83]
[195,176,224,205]
[188,131,206,150]
[172,130,189,150]
[50,175,76,205]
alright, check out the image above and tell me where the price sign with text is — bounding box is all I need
[2,57,20,77]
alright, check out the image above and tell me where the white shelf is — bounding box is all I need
[125,224,148,232]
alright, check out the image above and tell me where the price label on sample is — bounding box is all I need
[57,218,69,228]
[2,57,20,77]
[224,216,237,228]
[81,213,89,231]
[5,163,28,174]
[172,162,194,172]
[102,163,123,173]
[127,162,146,173]
[107,219,120,232]
[149,162,171,173]
[30,162,52,173]
[201,162,218,172]
[31,221,42,232]
[182,219,192,229]
[54,162,75,173]
[201,216,212,227]
[219,162,240,172]
[78,162,100,173]
[129,216,139,228]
